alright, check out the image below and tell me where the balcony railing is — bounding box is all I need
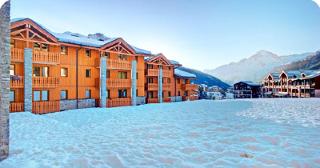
[163,83,171,90]
[107,59,131,70]
[147,69,159,76]
[11,48,24,62]
[162,70,171,77]
[10,76,24,88]
[182,84,198,91]
[33,50,60,65]
[108,79,131,88]
[11,48,60,64]
[107,98,131,107]
[32,101,60,114]
[147,83,158,91]
[10,102,24,112]
[33,77,60,89]
[182,95,198,101]
[147,98,158,104]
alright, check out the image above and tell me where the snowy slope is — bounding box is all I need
[1,99,319,167]
[205,50,313,84]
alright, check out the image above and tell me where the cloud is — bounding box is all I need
[313,0,320,7]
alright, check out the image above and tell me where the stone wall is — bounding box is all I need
[315,90,320,97]
[136,96,146,105]
[60,100,78,111]
[170,96,182,102]
[0,0,10,161]
[78,99,96,109]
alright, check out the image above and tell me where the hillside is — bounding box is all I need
[281,51,320,70]
[178,67,230,89]
[205,50,312,84]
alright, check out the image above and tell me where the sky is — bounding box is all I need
[11,0,320,70]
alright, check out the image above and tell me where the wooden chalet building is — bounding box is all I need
[233,81,262,99]
[262,70,320,98]
[174,69,198,101]
[9,18,198,114]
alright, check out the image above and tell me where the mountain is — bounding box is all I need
[205,50,313,84]
[281,51,320,70]
[178,67,230,89]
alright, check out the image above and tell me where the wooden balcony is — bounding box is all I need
[163,83,172,90]
[10,48,60,64]
[182,84,198,91]
[163,70,171,77]
[33,77,60,89]
[182,95,198,101]
[10,102,24,112]
[10,76,24,89]
[108,79,131,88]
[147,83,158,91]
[11,48,24,62]
[32,101,60,114]
[33,50,60,65]
[147,98,158,104]
[147,69,159,76]
[107,98,131,107]
[107,59,131,70]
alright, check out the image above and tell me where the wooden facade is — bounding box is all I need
[9,18,198,114]
[262,70,320,98]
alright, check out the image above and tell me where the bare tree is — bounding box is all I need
[0,0,10,161]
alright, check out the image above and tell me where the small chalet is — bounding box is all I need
[233,81,262,99]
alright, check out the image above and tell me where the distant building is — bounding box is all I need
[262,70,320,98]
[206,91,223,100]
[233,81,262,99]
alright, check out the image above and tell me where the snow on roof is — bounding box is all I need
[174,69,196,78]
[10,18,151,54]
[0,0,8,7]
[170,60,180,65]
[236,81,261,87]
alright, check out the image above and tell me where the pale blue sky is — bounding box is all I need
[11,0,320,70]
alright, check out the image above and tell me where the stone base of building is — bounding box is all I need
[315,90,320,97]
[170,96,182,102]
[60,99,96,111]
[137,96,146,105]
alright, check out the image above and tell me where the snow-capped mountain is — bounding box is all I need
[205,50,313,84]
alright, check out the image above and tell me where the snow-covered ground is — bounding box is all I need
[1,99,320,167]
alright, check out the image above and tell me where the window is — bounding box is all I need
[136,89,138,96]
[118,89,127,98]
[147,64,153,69]
[42,44,49,51]
[33,67,41,77]
[85,89,91,99]
[148,78,154,83]
[178,91,181,96]
[33,90,49,101]
[148,91,153,98]
[168,78,171,83]
[118,72,127,79]
[101,52,110,58]
[85,49,91,57]
[34,43,41,50]
[136,73,138,79]
[86,69,91,78]
[33,91,41,101]
[177,79,181,84]
[9,90,15,102]
[168,91,171,97]
[42,67,49,77]
[118,54,128,60]
[107,71,110,78]
[60,90,68,100]
[61,68,68,77]
[184,91,188,96]
[42,91,48,101]
[61,46,68,55]
[10,65,15,76]
[107,90,110,99]
[33,67,49,77]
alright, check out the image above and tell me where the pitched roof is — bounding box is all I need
[174,69,196,78]
[235,81,261,87]
[10,18,151,55]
